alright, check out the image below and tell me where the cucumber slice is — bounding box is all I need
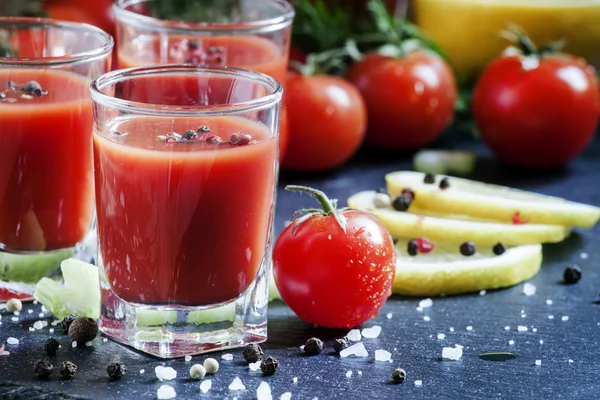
[33,258,100,319]
[413,150,476,176]
[187,302,235,325]
[0,249,72,283]
[136,309,177,327]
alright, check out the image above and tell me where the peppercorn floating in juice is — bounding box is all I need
[0,70,94,251]
[94,116,277,305]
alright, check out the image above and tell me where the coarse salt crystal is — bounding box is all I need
[85,341,93,347]
[6,337,18,345]
[535,360,541,366]
[416,307,423,312]
[442,345,463,360]
[562,316,569,321]
[293,377,298,383]
[27,310,33,314]
[51,319,61,326]
[523,283,536,296]
[41,305,47,312]
[200,380,212,393]
[339,342,368,358]
[13,311,19,316]
[546,299,553,305]
[299,345,305,351]
[249,361,262,371]
[49,329,54,334]
[374,349,392,362]
[221,353,233,361]
[72,341,77,348]
[509,340,515,345]
[423,316,431,322]
[257,381,272,400]
[228,377,246,391]
[505,326,510,331]
[386,313,393,319]
[11,317,18,322]
[280,392,292,400]
[140,369,145,374]
[345,371,352,378]
[449,327,455,332]
[358,371,362,375]
[157,385,176,400]
[347,329,362,342]
[419,298,433,308]
[33,321,44,330]
[1,351,9,356]
[517,325,528,332]
[539,340,544,344]
[38,313,44,318]
[479,290,486,296]
[580,252,588,259]
[532,328,537,333]
[548,315,554,320]
[521,314,527,318]
[437,333,446,340]
[184,355,192,362]
[568,359,574,363]
[155,366,177,381]
[28,327,35,332]
[414,380,423,387]
[362,325,382,339]
[466,326,473,331]
[103,338,108,342]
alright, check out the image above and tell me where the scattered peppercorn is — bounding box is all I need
[304,337,323,355]
[493,243,506,256]
[423,173,436,184]
[243,343,263,363]
[206,135,224,145]
[392,368,406,384]
[22,80,46,96]
[563,265,582,284]
[43,338,60,356]
[60,361,77,378]
[407,240,418,256]
[391,193,412,212]
[188,40,199,50]
[260,356,278,375]
[203,358,219,374]
[68,317,98,344]
[34,358,53,379]
[183,130,198,140]
[5,298,22,313]
[229,133,252,146]
[61,315,76,334]
[189,364,206,380]
[459,241,476,256]
[401,188,416,201]
[333,337,350,354]
[106,362,126,379]
[197,125,211,133]
[439,177,450,190]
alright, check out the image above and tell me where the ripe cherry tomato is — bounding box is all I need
[473,45,600,168]
[282,74,367,171]
[273,186,396,328]
[347,51,457,151]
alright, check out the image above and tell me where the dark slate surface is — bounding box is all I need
[2,136,600,400]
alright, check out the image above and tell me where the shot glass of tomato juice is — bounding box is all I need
[0,18,113,299]
[113,0,294,160]
[90,64,282,358]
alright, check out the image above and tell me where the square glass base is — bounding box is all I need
[98,258,270,359]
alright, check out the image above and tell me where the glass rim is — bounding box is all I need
[90,64,283,117]
[0,17,114,67]
[114,0,295,35]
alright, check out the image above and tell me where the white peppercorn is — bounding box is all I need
[203,358,219,374]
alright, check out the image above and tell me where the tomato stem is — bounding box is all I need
[285,185,347,232]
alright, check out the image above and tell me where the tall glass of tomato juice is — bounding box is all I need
[90,64,282,358]
[113,0,294,161]
[0,18,113,300]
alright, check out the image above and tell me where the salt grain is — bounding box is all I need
[539,340,544,344]
[49,329,54,334]
[280,393,292,400]
[249,361,262,371]
[221,353,233,361]
[156,385,176,400]
[521,314,527,318]
[339,342,368,358]
[103,338,108,342]
[419,298,433,308]
[437,333,446,340]
[523,283,536,296]
[517,325,528,332]
[229,377,246,391]
[504,326,510,331]
[374,349,392,362]
[33,321,44,330]
[347,329,362,342]
[535,360,541,366]
[449,327,455,332]
[580,252,588,260]
[41,305,47,312]
[423,316,431,322]
[185,355,192,362]
[86,341,93,347]
[414,380,423,387]
[562,316,569,322]
[361,325,382,339]
[256,381,272,400]
[11,317,18,322]
[28,327,35,332]
[155,366,177,381]
[532,328,537,333]
[140,369,145,374]
[72,341,77,348]
[466,326,473,331]
[568,359,574,363]
[548,315,554,320]
[357,371,362,376]
[200,380,212,393]
[27,309,33,314]
[2,351,9,356]
[6,337,18,345]
[509,340,515,345]
[13,311,19,316]
[479,290,486,296]
[38,313,44,318]
[293,377,298,383]
[386,313,393,319]
[345,371,353,378]
[442,345,463,360]
[546,299,553,305]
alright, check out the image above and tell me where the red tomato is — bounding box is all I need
[44,0,116,37]
[273,186,396,328]
[473,51,600,168]
[347,51,457,150]
[282,74,367,171]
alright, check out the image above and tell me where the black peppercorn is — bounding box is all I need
[493,243,506,256]
[68,317,98,345]
[61,315,77,334]
[392,368,406,384]
[304,337,323,355]
[563,265,582,284]
[188,40,199,50]
[106,362,126,379]
[423,173,436,184]
[439,177,450,190]
[333,337,350,354]
[43,338,60,356]
[197,125,211,133]
[22,80,45,96]
[260,356,278,375]
[242,343,263,363]
[401,188,416,201]
[459,241,476,256]
[407,240,419,256]
[60,361,77,378]
[391,193,412,212]
[229,133,252,146]
[34,358,53,379]
[183,130,198,140]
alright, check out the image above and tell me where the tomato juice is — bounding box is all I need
[0,69,94,251]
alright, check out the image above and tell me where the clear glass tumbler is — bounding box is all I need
[90,64,282,358]
[0,18,113,300]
